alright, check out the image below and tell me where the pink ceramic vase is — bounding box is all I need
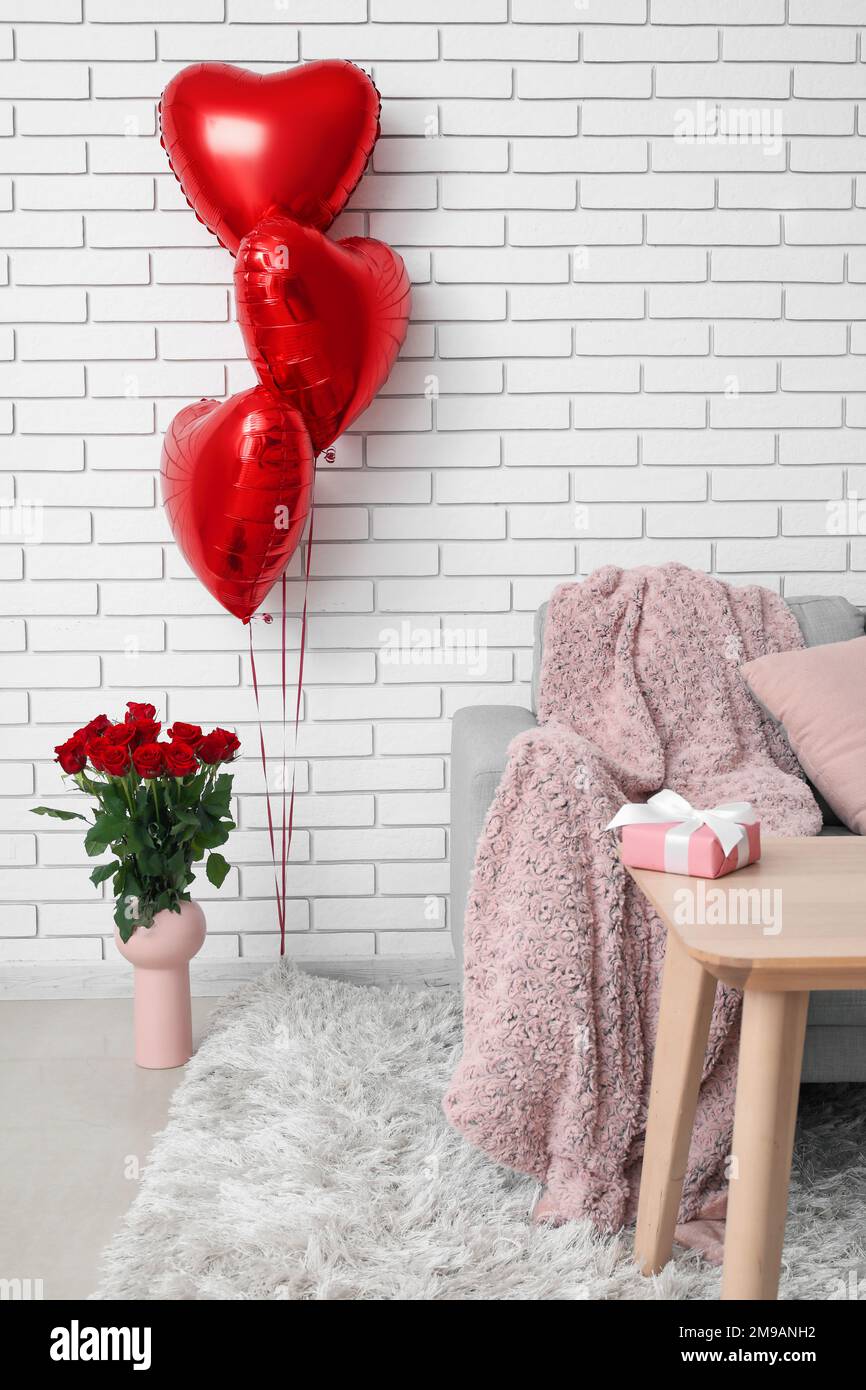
[115,900,206,1069]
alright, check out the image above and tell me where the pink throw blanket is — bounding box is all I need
[444,565,821,1232]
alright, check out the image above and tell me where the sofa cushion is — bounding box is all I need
[742,636,866,835]
[785,594,865,647]
[775,597,864,823]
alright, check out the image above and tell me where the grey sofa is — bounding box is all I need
[450,591,866,1082]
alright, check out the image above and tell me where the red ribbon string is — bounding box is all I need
[281,504,314,956]
[248,504,315,957]
[280,569,287,954]
[248,623,284,944]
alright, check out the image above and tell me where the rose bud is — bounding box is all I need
[54,736,87,775]
[87,736,107,773]
[103,723,137,748]
[166,721,203,749]
[132,742,165,779]
[100,742,131,777]
[210,727,241,761]
[74,715,110,743]
[197,732,224,765]
[129,718,161,747]
[125,701,157,724]
[197,730,234,764]
[164,740,198,777]
[216,728,240,758]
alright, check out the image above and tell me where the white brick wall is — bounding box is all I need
[2,1,866,983]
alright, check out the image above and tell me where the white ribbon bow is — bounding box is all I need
[606,788,755,859]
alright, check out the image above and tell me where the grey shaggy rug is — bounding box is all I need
[94,963,866,1301]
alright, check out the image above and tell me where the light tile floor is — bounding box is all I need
[0,997,219,1301]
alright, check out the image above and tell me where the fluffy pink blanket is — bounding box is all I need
[444,565,821,1232]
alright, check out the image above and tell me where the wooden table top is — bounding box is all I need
[626,836,866,991]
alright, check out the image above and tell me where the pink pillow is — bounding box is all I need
[741,636,866,835]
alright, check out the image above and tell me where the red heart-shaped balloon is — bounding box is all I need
[235,215,411,456]
[161,387,314,624]
[159,61,380,254]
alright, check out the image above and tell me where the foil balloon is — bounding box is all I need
[161,387,314,624]
[159,60,380,255]
[235,214,411,456]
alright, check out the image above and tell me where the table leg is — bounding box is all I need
[721,989,809,1301]
[635,927,717,1276]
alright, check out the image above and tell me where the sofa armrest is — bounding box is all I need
[450,704,538,972]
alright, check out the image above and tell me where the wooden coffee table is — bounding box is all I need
[627,836,866,1301]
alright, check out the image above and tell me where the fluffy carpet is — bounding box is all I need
[93,964,866,1300]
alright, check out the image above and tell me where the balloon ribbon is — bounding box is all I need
[248,505,315,955]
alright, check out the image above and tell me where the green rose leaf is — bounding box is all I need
[205,852,230,889]
[125,819,154,855]
[179,771,208,808]
[99,784,128,818]
[137,849,164,878]
[165,846,188,882]
[171,808,200,845]
[195,808,232,850]
[32,806,88,822]
[90,861,119,886]
[203,774,233,818]
[84,814,129,857]
[201,824,231,850]
[114,890,144,942]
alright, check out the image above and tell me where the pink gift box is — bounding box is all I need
[619,819,761,880]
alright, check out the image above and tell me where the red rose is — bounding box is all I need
[100,742,131,777]
[197,733,224,765]
[55,736,87,775]
[198,728,240,764]
[166,722,203,749]
[125,702,157,724]
[103,723,137,748]
[132,742,165,779]
[164,740,198,777]
[130,718,161,747]
[87,735,107,772]
[215,728,241,759]
[73,714,110,743]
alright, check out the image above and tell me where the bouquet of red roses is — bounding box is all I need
[33,702,240,942]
